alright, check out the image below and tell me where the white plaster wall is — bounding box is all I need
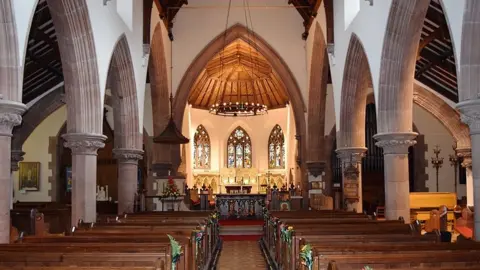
[13,105,67,202]
[413,103,465,199]
[86,0,147,132]
[172,0,307,103]
[185,107,293,185]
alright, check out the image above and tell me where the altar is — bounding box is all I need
[215,193,266,219]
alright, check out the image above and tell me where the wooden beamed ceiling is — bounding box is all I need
[188,40,289,111]
[22,0,63,104]
[415,0,458,102]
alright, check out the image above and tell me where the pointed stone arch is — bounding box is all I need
[107,35,142,150]
[338,34,373,148]
[148,22,171,175]
[173,23,308,203]
[306,22,329,176]
[46,0,102,134]
[377,0,430,133]
[0,0,21,102]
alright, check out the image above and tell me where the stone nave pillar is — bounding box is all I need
[113,148,143,214]
[0,100,26,243]
[63,133,106,225]
[457,100,480,240]
[457,149,473,206]
[336,147,367,213]
[374,132,417,223]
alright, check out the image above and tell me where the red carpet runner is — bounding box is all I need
[219,220,264,241]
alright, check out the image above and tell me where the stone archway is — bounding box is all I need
[306,22,329,177]
[173,23,308,205]
[106,35,143,214]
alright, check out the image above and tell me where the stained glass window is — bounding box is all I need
[193,125,210,169]
[227,126,252,168]
[268,124,285,169]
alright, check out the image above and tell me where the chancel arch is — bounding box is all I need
[173,23,308,204]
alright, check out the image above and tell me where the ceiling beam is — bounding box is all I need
[26,50,63,79]
[415,49,453,79]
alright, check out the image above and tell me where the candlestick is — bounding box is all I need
[431,145,444,192]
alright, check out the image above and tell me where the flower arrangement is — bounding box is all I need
[163,176,180,198]
[362,266,373,270]
[167,234,183,270]
[300,244,313,270]
[280,224,294,244]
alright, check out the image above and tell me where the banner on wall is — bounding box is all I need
[66,167,72,191]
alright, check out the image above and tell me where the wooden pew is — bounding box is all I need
[3,211,220,270]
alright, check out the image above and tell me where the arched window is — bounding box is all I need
[268,124,285,169]
[227,126,252,168]
[193,125,211,169]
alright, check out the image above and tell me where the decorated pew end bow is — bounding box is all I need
[300,244,313,270]
[167,234,183,270]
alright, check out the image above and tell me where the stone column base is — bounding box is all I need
[374,132,417,223]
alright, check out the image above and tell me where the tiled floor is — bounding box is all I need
[216,241,266,269]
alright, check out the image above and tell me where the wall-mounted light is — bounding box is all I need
[365,0,373,6]
[103,0,112,6]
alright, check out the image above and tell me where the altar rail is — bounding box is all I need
[216,194,266,220]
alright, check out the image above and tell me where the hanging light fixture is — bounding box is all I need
[153,15,189,145]
[208,0,268,117]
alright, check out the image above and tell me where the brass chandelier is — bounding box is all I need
[210,101,267,117]
[209,0,267,117]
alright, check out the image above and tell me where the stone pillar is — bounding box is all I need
[457,99,480,240]
[113,148,143,214]
[63,133,106,225]
[336,147,367,213]
[374,132,417,222]
[0,100,26,244]
[10,150,25,210]
[457,149,473,206]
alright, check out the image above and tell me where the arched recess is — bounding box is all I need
[338,34,372,148]
[46,0,102,134]
[0,0,21,102]
[377,0,430,133]
[12,87,65,152]
[306,22,329,175]
[106,35,142,150]
[413,84,470,150]
[149,22,171,170]
[173,24,308,200]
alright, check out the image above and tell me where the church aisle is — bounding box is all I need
[216,241,266,269]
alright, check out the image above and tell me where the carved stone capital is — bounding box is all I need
[0,100,26,137]
[62,133,107,155]
[456,148,472,168]
[373,132,417,155]
[305,161,326,177]
[113,148,144,164]
[457,99,480,135]
[11,150,25,172]
[335,147,367,165]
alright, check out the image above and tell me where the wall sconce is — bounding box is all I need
[103,0,112,6]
